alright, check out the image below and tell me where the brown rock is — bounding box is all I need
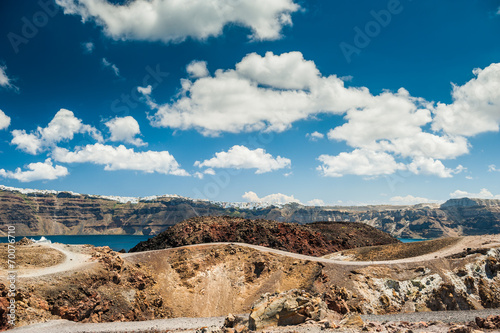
[485,256,500,276]
[340,314,364,328]
[0,297,11,330]
[233,323,248,333]
[224,313,236,328]
[323,288,350,315]
[16,237,33,246]
[248,290,336,330]
[448,325,473,333]
[476,315,500,329]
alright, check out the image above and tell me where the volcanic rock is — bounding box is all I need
[248,289,340,330]
[129,216,399,255]
[476,315,500,329]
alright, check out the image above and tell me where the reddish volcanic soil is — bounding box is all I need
[129,216,399,256]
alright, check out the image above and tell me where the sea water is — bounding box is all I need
[0,235,152,251]
[399,238,428,243]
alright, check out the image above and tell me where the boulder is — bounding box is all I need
[248,289,339,330]
[340,314,364,328]
[448,325,473,333]
[323,288,350,314]
[476,315,500,329]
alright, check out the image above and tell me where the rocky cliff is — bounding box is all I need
[1,186,499,238]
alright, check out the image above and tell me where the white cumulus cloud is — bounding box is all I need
[317,149,406,178]
[55,0,300,42]
[144,51,372,136]
[11,109,102,155]
[0,159,69,182]
[307,199,325,206]
[195,145,291,174]
[306,131,324,141]
[0,110,11,130]
[52,143,188,176]
[327,89,432,148]
[243,191,301,205]
[407,157,463,178]
[186,60,209,78]
[450,188,500,199]
[105,116,146,146]
[432,63,500,136]
[142,52,500,179]
[389,195,439,205]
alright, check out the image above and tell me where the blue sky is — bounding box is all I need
[1,0,500,205]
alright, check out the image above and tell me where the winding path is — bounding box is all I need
[122,234,500,267]
[17,243,94,278]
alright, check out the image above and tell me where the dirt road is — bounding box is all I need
[16,243,94,278]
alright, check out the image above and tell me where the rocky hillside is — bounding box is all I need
[1,186,499,238]
[2,236,500,330]
[128,216,399,255]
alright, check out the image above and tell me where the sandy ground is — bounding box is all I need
[14,243,95,278]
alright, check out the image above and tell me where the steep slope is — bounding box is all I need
[128,216,399,255]
[1,186,500,238]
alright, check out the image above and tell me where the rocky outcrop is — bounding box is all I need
[348,247,500,314]
[128,216,399,255]
[1,186,500,238]
[248,290,340,330]
[16,237,33,246]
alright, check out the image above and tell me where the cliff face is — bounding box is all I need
[0,189,237,236]
[1,187,500,238]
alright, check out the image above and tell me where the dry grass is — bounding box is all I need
[326,237,462,261]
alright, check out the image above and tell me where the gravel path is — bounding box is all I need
[10,309,500,333]
[9,316,227,333]
[361,308,500,323]
[17,243,94,278]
